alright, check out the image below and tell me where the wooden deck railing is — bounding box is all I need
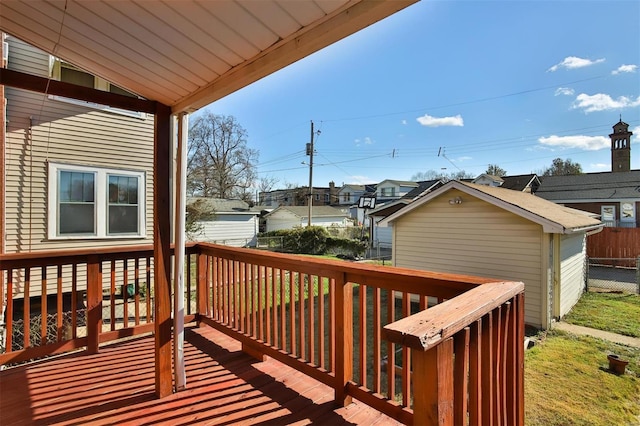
[1,243,525,425]
[193,243,524,425]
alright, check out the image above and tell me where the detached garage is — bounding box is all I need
[381,181,603,329]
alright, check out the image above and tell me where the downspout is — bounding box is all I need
[173,112,188,391]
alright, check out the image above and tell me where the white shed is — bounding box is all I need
[381,181,603,329]
[187,198,260,247]
[264,206,351,232]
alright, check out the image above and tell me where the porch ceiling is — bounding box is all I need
[0,0,417,114]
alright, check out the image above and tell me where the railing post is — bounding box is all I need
[412,338,454,426]
[334,274,353,406]
[86,255,102,354]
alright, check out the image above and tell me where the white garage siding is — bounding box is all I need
[559,233,586,317]
[392,190,545,327]
[193,215,258,247]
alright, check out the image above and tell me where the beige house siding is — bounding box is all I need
[4,36,155,254]
[558,233,586,317]
[4,37,155,298]
[392,189,545,327]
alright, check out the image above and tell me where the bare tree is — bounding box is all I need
[187,112,258,201]
[486,164,507,177]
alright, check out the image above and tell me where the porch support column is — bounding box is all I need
[154,103,173,398]
[173,112,188,391]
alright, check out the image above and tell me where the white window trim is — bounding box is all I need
[48,162,146,240]
[620,202,635,222]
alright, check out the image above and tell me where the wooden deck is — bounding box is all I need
[0,324,402,426]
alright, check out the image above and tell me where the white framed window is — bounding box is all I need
[48,162,146,239]
[49,57,146,119]
[620,202,635,223]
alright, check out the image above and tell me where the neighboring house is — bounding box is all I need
[536,171,640,228]
[259,182,337,208]
[2,36,154,309]
[187,198,260,247]
[375,179,419,203]
[381,181,603,329]
[368,179,445,246]
[336,184,376,206]
[472,173,540,193]
[264,206,351,232]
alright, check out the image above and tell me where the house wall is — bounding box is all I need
[391,189,545,327]
[4,37,155,254]
[4,38,155,299]
[558,233,586,318]
[192,215,258,247]
[266,210,303,232]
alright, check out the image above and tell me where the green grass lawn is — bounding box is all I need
[562,291,640,338]
[525,330,640,425]
[525,291,640,425]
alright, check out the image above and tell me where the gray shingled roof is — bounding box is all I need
[536,171,640,201]
[383,181,602,234]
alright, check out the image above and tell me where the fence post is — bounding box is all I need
[86,255,102,354]
[334,273,353,406]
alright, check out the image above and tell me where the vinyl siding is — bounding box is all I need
[559,233,586,317]
[392,189,545,327]
[4,37,155,255]
[4,38,155,298]
[192,215,258,247]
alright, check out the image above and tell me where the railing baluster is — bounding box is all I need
[123,259,129,329]
[86,255,102,354]
[134,258,140,325]
[402,291,410,406]
[23,268,30,350]
[110,260,116,331]
[386,288,395,399]
[359,284,367,386]
[493,306,502,425]
[481,311,494,426]
[469,318,482,425]
[372,286,381,393]
[454,327,470,425]
[41,266,47,345]
[318,275,325,370]
[307,274,314,365]
[298,272,305,360]
[56,265,63,341]
[146,256,152,322]
[6,269,13,352]
[71,264,78,338]
[279,268,285,350]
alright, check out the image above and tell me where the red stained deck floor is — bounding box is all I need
[0,325,402,425]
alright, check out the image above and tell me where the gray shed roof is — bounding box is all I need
[536,171,640,201]
[383,181,603,234]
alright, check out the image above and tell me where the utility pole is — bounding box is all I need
[307,121,314,227]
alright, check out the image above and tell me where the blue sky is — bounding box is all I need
[202,0,640,189]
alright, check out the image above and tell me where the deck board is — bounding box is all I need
[0,325,403,425]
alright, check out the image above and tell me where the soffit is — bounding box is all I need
[0,0,417,113]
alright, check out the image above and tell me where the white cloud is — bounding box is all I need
[632,126,640,140]
[590,163,610,170]
[547,56,605,72]
[555,87,575,96]
[612,64,638,75]
[416,114,464,127]
[538,134,609,151]
[353,136,374,147]
[571,93,640,113]
[401,119,407,125]
[455,156,472,162]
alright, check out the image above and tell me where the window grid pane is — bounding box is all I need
[108,174,139,235]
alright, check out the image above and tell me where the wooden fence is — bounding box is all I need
[587,227,640,259]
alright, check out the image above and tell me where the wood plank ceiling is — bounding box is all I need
[0,0,418,114]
